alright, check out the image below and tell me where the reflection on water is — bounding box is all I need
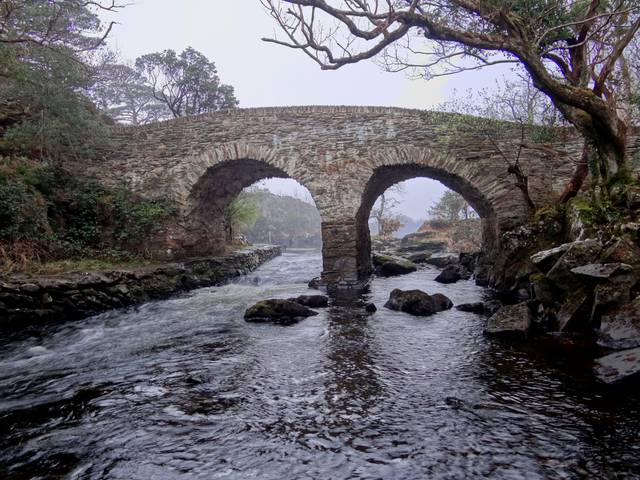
[0,249,639,479]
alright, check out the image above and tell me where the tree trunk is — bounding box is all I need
[558,141,590,203]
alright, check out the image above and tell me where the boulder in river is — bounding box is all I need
[289,294,329,308]
[373,254,418,277]
[455,302,485,314]
[384,288,452,316]
[484,303,533,339]
[308,277,324,290]
[594,347,640,384]
[435,264,461,284]
[435,264,471,284]
[598,296,640,350]
[244,299,319,325]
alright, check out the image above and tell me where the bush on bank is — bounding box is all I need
[0,158,176,273]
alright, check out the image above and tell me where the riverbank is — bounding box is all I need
[0,245,282,330]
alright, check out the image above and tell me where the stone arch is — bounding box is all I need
[177,144,320,257]
[354,163,499,280]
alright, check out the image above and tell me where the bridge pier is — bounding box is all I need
[321,218,371,289]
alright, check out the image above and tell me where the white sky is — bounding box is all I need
[103,0,504,219]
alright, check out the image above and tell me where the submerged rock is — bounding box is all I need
[484,303,533,339]
[384,289,452,316]
[594,347,640,384]
[598,297,640,350]
[373,254,418,277]
[289,294,329,308]
[244,299,318,325]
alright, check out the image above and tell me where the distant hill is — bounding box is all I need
[243,189,322,248]
[369,214,425,238]
[416,218,482,252]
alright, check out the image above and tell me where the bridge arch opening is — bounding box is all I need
[185,158,319,256]
[355,164,498,280]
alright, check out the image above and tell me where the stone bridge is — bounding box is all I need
[93,106,605,287]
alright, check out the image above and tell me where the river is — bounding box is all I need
[1,250,639,479]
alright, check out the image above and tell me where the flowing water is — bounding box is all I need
[1,250,639,479]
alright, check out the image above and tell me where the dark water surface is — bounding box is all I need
[1,250,639,479]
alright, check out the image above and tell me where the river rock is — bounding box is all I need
[244,299,319,325]
[289,294,329,308]
[594,347,640,384]
[484,303,533,339]
[399,233,447,253]
[531,244,571,273]
[365,302,377,313]
[435,264,468,284]
[407,252,432,264]
[308,277,324,290]
[556,288,590,331]
[570,263,634,283]
[546,239,603,291]
[459,252,480,273]
[456,302,485,314]
[483,300,503,316]
[598,297,640,349]
[425,252,459,268]
[531,274,556,305]
[373,254,418,277]
[384,289,452,316]
[602,238,640,268]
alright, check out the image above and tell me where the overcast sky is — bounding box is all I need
[103,1,505,220]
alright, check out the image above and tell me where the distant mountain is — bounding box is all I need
[394,215,425,238]
[369,214,424,238]
[243,189,322,248]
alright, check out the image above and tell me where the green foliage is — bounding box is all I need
[0,177,50,242]
[135,47,239,118]
[224,194,260,241]
[0,160,176,270]
[428,190,475,222]
[0,1,112,160]
[571,197,621,226]
[241,189,322,247]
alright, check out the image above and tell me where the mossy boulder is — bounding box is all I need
[384,288,452,316]
[373,254,418,277]
[484,303,533,339]
[289,294,329,308]
[435,264,469,284]
[244,299,319,325]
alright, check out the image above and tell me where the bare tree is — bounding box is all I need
[261,0,640,198]
[370,184,404,237]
